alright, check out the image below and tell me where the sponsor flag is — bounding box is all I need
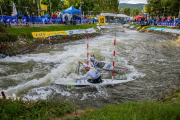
[12,3,17,16]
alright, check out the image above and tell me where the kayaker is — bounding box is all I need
[78,61,102,83]
[90,55,99,68]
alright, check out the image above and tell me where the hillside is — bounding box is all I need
[119,3,146,12]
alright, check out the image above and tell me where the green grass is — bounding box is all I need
[1,91,180,120]
[80,101,180,120]
[0,98,76,120]
[164,91,180,103]
[5,24,97,36]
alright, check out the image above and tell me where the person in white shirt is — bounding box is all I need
[78,61,102,83]
[90,55,99,68]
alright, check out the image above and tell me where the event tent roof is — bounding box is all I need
[100,13,129,18]
[62,6,82,15]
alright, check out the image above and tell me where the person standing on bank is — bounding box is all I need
[17,10,23,27]
[78,61,102,83]
[24,10,29,26]
[65,15,68,25]
[93,17,95,24]
[31,12,36,27]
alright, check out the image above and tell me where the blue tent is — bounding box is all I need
[62,6,82,15]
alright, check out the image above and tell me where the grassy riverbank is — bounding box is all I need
[0,24,98,56]
[0,97,77,120]
[1,91,180,120]
[5,24,97,38]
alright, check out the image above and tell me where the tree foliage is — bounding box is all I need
[146,0,180,17]
[120,8,124,14]
[0,0,120,16]
[132,8,139,17]
[124,7,130,16]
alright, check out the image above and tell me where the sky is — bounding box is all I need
[119,0,147,4]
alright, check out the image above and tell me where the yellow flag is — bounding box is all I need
[99,16,105,25]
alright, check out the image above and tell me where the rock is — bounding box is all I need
[172,98,177,101]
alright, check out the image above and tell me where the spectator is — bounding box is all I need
[24,10,29,26]
[176,21,180,28]
[167,15,171,21]
[57,13,60,18]
[161,16,164,21]
[52,13,57,24]
[44,13,50,23]
[176,16,180,22]
[65,15,68,25]
[38,14,41,17]
[31,12,36,27]
[93,17,95,24]
[52,13,57,18]
[4,12,7,16]
[11,12,13,16]
[17,10,23,27]
[37,14,41,24]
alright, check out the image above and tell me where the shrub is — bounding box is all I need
[19,33,33,39]
[0,22,6,33]
[0,33,18,43]
[0,34,9,42]
[6,33,18,42]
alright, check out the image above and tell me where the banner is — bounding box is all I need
[32,28,97,38]
[99,16,105,25]
[32,31,67,38]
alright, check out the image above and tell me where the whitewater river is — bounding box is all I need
[0,24,180,108]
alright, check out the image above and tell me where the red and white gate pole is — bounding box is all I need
[112,39,116,80]
[87,34,89,65]
[48,29,51,48]
[40,29,43,45]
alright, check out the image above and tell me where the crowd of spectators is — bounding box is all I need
[131,14,180,28]
[2,9,97,27]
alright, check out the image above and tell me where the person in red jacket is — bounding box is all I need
[52,13,57,24]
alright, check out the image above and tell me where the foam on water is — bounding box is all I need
[2,27,146,102]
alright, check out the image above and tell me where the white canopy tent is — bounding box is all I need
[100,13,129,18]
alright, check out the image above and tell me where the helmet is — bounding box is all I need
[85,67,90,70]
[90,57,95,61]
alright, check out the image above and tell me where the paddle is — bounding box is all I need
[78,63,80,74]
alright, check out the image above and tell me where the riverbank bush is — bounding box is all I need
[0,33,18,43]
[80,101,180,120]
[0,23,18,43]
[0,98,76,120]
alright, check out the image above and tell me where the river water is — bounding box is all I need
[0,24,180,108]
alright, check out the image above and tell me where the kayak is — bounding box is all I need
[55,79,131,87]
[96,61,128,71]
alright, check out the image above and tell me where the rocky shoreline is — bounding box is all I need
[124,25,180,41]
[0,32,101,57]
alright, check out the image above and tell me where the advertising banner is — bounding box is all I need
[32,31,67,38]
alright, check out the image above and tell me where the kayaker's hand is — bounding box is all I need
[78,61,83,64]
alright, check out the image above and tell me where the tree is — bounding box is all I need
[124,7,130,16]
[120,8,124,14]
[132,8,139,17]
[161,0,180,17]
[141,6,147,13]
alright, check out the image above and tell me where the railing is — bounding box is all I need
[0,16,98,24]
[129,21,178,26]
